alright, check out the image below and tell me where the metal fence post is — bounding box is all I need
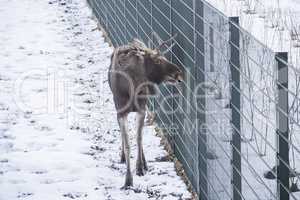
[275,52,289,200]
[169,0,176,150]
[195,1,208,199]
[209,25,214,72]
[229,17,242,200]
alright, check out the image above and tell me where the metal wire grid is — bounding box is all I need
[87,0,300,199]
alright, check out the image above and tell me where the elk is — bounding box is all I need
[108,35,183,188]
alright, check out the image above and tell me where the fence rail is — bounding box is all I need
[87,0,300,199]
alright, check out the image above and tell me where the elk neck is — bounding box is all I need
[144,56,165,84]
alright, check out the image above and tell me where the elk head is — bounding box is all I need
[131,34,184,85]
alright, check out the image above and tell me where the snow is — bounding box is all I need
[205,0,300,61]
[0,0,191,199]
[203,0,300,199]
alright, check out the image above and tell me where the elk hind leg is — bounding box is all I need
[120,138,125,163]
[136,111,147,176]
[118,114,133,188]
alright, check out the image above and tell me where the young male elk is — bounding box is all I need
[108,36,183,188]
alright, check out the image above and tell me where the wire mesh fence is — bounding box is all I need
[86,0,300,199]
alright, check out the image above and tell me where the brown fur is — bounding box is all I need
[108,39,183,188]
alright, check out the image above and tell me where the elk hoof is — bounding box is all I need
[136,163,146,176]
[136,167,145,176]
[122,176,133,189]
[121,185,132,190]
[136,160,146,176]
[143,161,148,171]
[120,154,125,164]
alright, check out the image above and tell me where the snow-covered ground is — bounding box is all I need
[206,0,300,65]
[0,0,192,199]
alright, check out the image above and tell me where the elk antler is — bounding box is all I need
[152,32,163,48]
[155,33,178,51]
[133,32,178,56]
[161,41,176,55]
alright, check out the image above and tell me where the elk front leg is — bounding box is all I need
[120,138,125,163]
[142,148,148,171]
[118,114,133,188]
[118,120,126,163]
[136,111,147,176]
